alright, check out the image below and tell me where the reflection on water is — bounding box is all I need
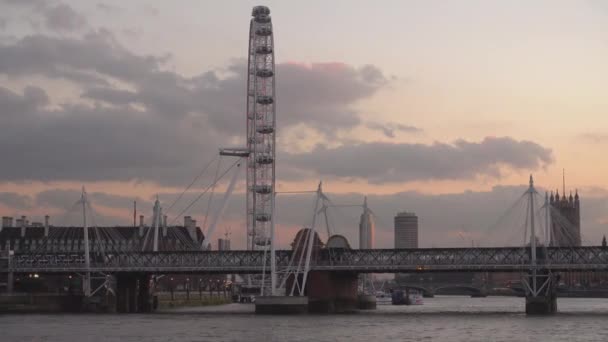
[2,296,608,342]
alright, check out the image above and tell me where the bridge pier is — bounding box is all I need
[116,274,153,313]
[6,270,13,294]
[525,293,557,315]
[357,294,377,310]
[306,271,359,313]
[524,271,557,315]
[137,274,153,313]
[116,274,136,313]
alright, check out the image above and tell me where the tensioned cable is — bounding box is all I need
[164,155,219,215]
[202,157,223,233]
[168,157,241,227]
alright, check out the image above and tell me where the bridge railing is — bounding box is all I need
[4,247,608,273]
[315,247,531,271]
[5,250,294,273]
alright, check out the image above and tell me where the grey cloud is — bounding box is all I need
[0,192,32,210]
[81,87,139,105]
[0,32,396,185]
[188,61,388,136]
[34,189,148,226]
[96,3,121,13]
[90,192,150,210]
[0,32,389,136]
[0,86,227,185]
[8,184,604,249]
[121,28,140,40]
[36,189,151,211]
[1,1,86,32]
[0,85,47,119]
[0,0,44,6]
[42,3,86,32]
[0,31,163,84]
[0,17,7,30]
[283,137,553,183]
[142,5,159,16]
[366,121,421,138]
[36,189,81,209]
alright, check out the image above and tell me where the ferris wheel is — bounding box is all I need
[246,6,276,251]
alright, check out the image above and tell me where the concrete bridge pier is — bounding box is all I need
[6,270,13,294]
[357,294,377,310]
[116,274,136,313]
[137,274,153,313]
[525,294,557,315]
[307,271,360,313]
[524,272,557,315]
[116,274,153,313]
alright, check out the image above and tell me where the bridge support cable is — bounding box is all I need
[299,182,323,295]
[203,156,223,236]
[275,186,322,295]
[164,155,219,215]
[204,158,243,249]
[168,157,241,227]
[476,191,528,247]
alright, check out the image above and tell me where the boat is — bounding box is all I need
[391,289,424,305]
[375,291,393,305]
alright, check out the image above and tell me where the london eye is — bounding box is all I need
[246,6,276,251]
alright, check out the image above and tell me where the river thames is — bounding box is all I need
[2,296,608,342]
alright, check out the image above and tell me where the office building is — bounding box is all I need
[394,211,418,248]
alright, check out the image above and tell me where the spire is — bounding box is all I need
[363,196,368,211]
[550,190,554,203]
[563,168,566,196]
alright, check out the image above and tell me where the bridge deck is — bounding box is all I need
[3,247,608,274]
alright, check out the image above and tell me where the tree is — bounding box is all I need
[602,235,607,248]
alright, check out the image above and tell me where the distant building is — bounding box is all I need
[2,217,13,228]
[394,211,418,248]
[358,197,375,249]
[550,190,581,247]
[218,238,231,251]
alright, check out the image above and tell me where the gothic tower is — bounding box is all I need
[549,188,581,247]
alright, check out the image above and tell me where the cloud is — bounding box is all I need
[0,0,44,6]
[41,3,87,32]
[1,1,86,32]
[0,86,226,184]
[187,61,390,136]
[0,30,163,85]
[0,31,396,185]
[579,133,608,144]
[283,137,553,183]
[142,5,159,16]
[0,192,32,210]
[96,3,121,13]
[366,121,422,138]
[3,184,605,249]
[35,189,150,211]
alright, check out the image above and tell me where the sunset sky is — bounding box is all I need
[1,0,607,249]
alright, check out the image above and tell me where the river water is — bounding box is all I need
[2,296,608,342]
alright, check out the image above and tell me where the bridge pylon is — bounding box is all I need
[522,175,557,314]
